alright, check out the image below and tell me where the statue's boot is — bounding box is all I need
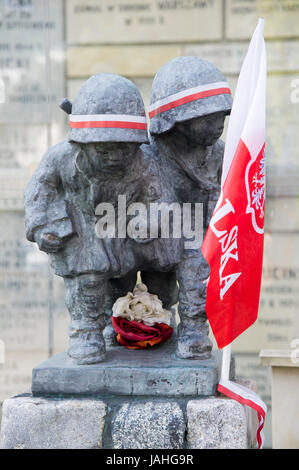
[64,274,107,364]
[68,319,106,365]
[176,318,212,360]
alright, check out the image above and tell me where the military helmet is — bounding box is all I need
[67,73,149,144]
[149,56,232,135]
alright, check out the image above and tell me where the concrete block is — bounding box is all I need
[187,398,248,449]
[112,401,185,449]
[0,395,106,449]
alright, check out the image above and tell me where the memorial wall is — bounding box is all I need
[0,0,68,405]
[1,0,299,447]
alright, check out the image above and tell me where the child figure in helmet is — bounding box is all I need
[142,56,233,359]
[24,74,150,364]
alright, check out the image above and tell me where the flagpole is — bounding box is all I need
[221,343,231,381]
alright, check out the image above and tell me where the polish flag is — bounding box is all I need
[202,19,267,448]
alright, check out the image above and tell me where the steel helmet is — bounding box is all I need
[149,56,232,135]
[67,73,149,144]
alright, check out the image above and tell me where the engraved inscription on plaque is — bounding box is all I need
[0,0,64,123]
[233,233,299,354]
[183,40,299,75]
[226,0,299,39]
[67,0,222,44]
[0,0,66,206]
[0,212,67,402]
[0,1,67,404]
[0,212,49,401]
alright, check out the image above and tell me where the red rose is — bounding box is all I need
[111,316,173,350]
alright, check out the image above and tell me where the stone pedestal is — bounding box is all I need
[260,349,299,449]
[0,391,255,449]
[31,344,226,397]
[0,345,256,449]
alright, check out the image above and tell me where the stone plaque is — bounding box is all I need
[0,211,48,403]
[233,233,299,354]
[0,0,64,124]
[0,0,66,205]
[266,197,299,232]
[67,0,222,45]
[0,169,30,210]
[234,353,272,447]
[0,1,67,407]
[0,212,51,352]
[0,352,47,404]
[226,0,299,39]
[224,74,299,170]
[67,44,182,78]
[183,40,299,75]
[0,123,68,209]
[0,212,68,403]
[0,125,47,170]
[266,74,299,169]
[53,276,69,354]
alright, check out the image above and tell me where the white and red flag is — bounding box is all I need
[202,19,267,448]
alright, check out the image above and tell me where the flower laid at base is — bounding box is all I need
[111,283,173,349]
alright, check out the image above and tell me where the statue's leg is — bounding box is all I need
[176,250,212,359]
[103,272,137,346]
[64,273,107,364]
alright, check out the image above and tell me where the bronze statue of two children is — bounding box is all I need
[24,57,232,365]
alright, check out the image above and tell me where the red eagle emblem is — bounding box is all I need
[245,145,265,234]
